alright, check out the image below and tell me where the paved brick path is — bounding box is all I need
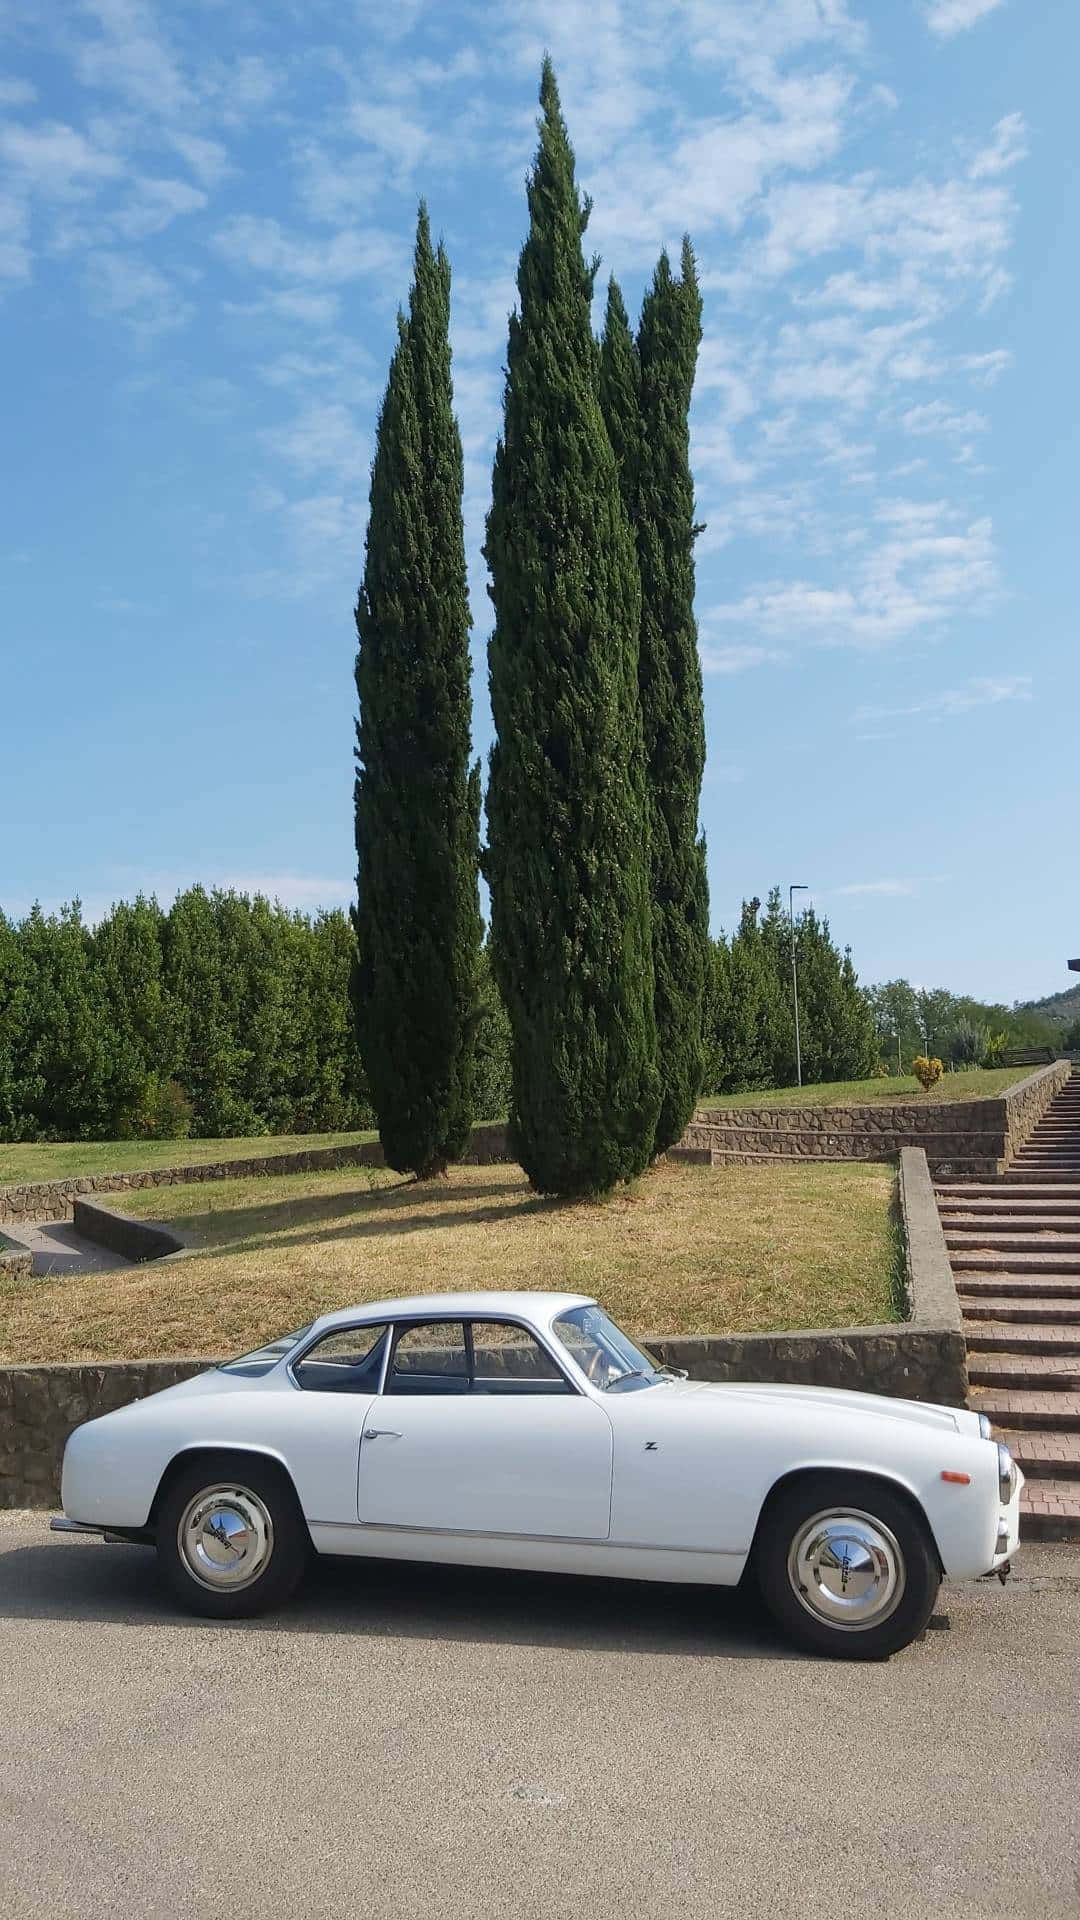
[936,1066,1080,1539]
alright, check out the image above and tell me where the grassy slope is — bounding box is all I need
[700,1066,1027,1110]
[0,1129,378,1186]
[0,1158,899,1364]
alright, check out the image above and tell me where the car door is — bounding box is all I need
[356,1318,613,1539]
[272,1323,390,1523]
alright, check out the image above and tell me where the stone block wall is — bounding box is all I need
[679,1062,1069,1180]
[1003,1059,1072,1163]
[0,1359,212,1508]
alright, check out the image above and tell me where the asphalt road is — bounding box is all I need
[1,1513,1078,1920]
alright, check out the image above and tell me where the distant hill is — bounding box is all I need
[1016,981,1080,1030]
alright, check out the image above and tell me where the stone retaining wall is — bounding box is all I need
[0,1233,32,1283]
[1003,1058,1072,1163]
[72,1200,186,1264]
[681,1062,1068,1179]
[0,1359,212,1509]
[0,1123,512,1227]
[0,1144,968,1508]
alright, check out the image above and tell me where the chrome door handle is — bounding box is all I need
[363,1428,401,1440]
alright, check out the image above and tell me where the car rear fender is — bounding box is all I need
[146,1443,303,1530]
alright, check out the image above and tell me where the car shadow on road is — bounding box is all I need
[0,1534,814,1662]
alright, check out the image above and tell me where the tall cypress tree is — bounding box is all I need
[354,205,481,1178]
[602,242,710,1154]
[484,60,659,1197]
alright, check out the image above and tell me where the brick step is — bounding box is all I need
[1020,1481,1080,1541]
[965,1323,1080,1354]
[960,1351,1076,1382]
[941,1212,1080,1230]
[956,1273,1080,1296]
[949,1249,1080,1273]
[946,1233,1080,1254]
[999,1159,1080,1175]
[993,1429,1080,1478]
[968,1352,1080,1388]
[1011,1152,1080,1163]
[1011,1153,1080,1164]
[1000,1170,1080,1184]
[970,1388,1080,1431]
[933,1175,1080,1190]
[937,1197,1080,1214]
[961,1298,1080,1323]
[1011,1156,1080,1168]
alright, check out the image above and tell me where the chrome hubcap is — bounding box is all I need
[178,1484,273,1592]
[788,1507,905,1631]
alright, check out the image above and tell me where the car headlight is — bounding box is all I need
[978,1413,993,1441]
[997,1442,1017,1506]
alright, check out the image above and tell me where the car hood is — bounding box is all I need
[663,1378,970,1435]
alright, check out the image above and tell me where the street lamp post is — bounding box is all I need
[789,883,809,1088]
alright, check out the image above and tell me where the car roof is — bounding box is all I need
[308,1291,596,1337]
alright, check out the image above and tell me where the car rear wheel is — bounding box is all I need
[755,1473,940,1660]
[155,1454,310,1619]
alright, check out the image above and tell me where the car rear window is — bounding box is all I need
[218,1326,314,1377]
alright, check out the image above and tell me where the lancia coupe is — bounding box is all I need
[52,1290,1021,1658]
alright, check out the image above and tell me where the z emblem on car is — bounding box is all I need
[644,1441,658,1451]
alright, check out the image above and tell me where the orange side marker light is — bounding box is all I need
[941,1471,971,1485]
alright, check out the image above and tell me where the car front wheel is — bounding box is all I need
[754,1473,941,1660]
[155,1454,310,1619]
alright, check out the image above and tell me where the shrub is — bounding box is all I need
[912,1055,943,1092]
[122,1076,193,1140]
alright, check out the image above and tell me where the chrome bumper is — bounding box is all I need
[50,1516,104,1535]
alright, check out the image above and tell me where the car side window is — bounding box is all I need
[469,1321,572,1395]
[293,1325,389,1394]
[385,1321,468,1396]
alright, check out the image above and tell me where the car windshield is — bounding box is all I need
[218,1326,314,1377]
[552,1305,665,1392]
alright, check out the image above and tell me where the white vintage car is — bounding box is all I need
[53,1290,1021,1658]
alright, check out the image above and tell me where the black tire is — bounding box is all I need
[155,1453,311,1619]
[754,1472,941,1660]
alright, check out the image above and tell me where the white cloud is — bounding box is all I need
[853,674,1032,724]
[923,0,1006,38]
[959,348,1012,385]
[709,504,998,648]
[0,119,122,199]
[0,193,31,282]
[699,642,790,673]
[260,402,371,489]
[969,112,1027,180]
[833,879,919,896]
[212,214,406,290]
[901,400,988,437]
[0,78,37,107]
[84,249,192,338]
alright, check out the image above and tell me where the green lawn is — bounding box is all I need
[699,1067,1028,1110]
[0,1129,378,1187]
[0,1157,901,1364]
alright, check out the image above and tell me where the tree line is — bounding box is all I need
[0,886,1056,1145]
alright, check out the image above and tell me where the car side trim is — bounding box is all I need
[306,1516,745,1555]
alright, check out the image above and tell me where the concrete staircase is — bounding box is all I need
[936,1067,1080,1540]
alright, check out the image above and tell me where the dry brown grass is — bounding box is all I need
[0,1158,900,1364]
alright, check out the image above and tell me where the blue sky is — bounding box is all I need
[1,0,1075,1005]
